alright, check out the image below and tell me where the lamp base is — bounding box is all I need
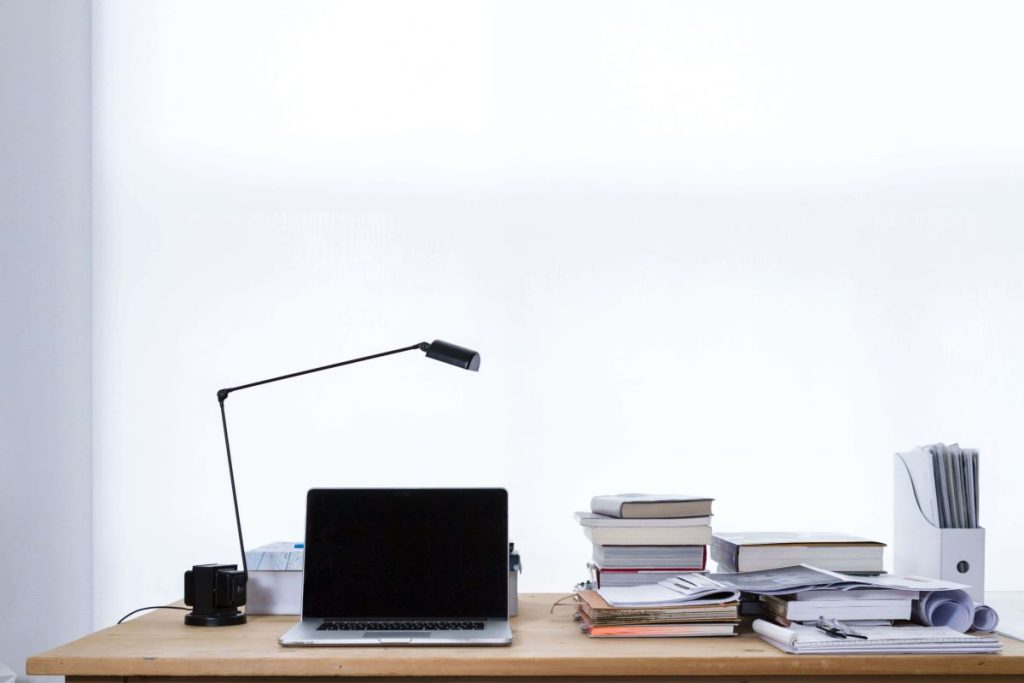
[185,611,247,626]
[183,563,248,627]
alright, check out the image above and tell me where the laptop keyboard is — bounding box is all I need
[317,620,485,631]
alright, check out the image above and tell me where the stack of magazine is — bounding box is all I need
[576,573,741,638]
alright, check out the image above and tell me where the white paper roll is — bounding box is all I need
[913,589,974,633]
[971,603,1000,632]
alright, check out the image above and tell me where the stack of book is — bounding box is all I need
[578,493,713,588]
[711,532,886,574]
[574,589,739,638]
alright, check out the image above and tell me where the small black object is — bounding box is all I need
[814,616,867,639]
[424,339,480,371]
[184,563,247,626]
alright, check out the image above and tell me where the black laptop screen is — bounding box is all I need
[302,488,508,619]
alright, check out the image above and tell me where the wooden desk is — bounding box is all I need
[28,594,1024,682]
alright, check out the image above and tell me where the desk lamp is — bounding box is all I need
[184,340,481,626]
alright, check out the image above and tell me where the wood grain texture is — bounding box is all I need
[30,594,1024,678]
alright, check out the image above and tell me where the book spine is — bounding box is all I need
[710,536,739,569]
[759,595,787,619]
[585,525,712,545]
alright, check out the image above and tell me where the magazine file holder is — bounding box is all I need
[894,453,985,602]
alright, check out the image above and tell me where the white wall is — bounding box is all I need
[0,0,93,678]
[92,1,1024,626]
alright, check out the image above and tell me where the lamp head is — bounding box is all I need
[423,339,480,371]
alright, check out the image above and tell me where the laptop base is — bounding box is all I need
[279,618,512,646]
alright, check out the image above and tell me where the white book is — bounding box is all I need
[711,532,884,573]
[591,493,713,519]
[593,545,706,568]
[575,511,711,527]
[762,595,912,621]
[584,525,712,546]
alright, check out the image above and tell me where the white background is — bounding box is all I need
[85,1,1024,628]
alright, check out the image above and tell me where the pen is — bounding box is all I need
[814,617,868,639]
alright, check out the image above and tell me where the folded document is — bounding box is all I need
[598,573,740,607]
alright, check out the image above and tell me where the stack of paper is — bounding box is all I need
[753,620,1001,654]
[705,565,962,596]
[577,573,740,638]
[575,590,739,637]
[703,565,1000,634]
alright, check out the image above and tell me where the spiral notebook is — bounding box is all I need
[753,620,1001,654]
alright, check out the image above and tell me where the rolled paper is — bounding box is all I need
[971,603,1000,632]
[913,589,974,633]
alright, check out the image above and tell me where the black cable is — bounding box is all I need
[117,605,190,624]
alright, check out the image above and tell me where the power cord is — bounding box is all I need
[117,606,190,624]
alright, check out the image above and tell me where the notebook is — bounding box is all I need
[279,488,512,646]
[753,620,1001,654]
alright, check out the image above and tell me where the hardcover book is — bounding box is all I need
[711,532,885,573]
[590,493,713,519]
[584,524,712,546]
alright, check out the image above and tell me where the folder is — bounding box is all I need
[894,451,985,602]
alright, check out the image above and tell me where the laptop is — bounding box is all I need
[279,488,512,646]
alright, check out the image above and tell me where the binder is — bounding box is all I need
[893,452,985,602]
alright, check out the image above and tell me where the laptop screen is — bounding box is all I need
[302,488,508,619]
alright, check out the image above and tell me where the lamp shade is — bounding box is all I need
[424,340,480,371]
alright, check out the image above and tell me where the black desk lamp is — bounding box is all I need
[183,340,480,626]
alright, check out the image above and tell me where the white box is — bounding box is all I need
[894,453,985,601]
[245,542,304,615]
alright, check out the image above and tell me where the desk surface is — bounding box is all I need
[28,594,1024,681]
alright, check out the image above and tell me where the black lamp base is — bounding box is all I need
[185,611,247,627]
[183,563,248,627]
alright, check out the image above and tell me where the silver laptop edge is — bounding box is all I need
[280,617,512,646]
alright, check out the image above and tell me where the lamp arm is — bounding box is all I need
[217,397,248,577]
[216,342,428,401]
[215,341,429,579]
